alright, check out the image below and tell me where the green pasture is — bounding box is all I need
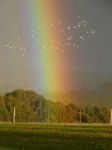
[0,123,111,150]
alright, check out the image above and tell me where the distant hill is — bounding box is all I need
[0,89,110,123]
[43,90,112,108]
[1,62,112,92]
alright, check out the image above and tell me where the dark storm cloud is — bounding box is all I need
[0,0,112,92]
[0,0,112,73]
[53,0,112,72]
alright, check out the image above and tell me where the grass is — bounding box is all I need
[0,123,111,150]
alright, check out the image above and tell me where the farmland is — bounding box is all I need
[0,123,112,150]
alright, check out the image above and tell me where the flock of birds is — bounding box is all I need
[3,16,95,58]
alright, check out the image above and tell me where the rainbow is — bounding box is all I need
[17,0,71,92]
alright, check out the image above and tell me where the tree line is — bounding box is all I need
[0,89,110,123]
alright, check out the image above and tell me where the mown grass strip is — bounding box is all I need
[0,123,111,150]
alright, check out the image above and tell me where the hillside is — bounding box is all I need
[0,89,110,123]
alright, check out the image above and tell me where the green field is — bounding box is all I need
[0,123,112,150]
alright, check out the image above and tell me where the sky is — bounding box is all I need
[0,0,112,92]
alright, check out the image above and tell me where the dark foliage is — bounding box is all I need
[0,89,110,123]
